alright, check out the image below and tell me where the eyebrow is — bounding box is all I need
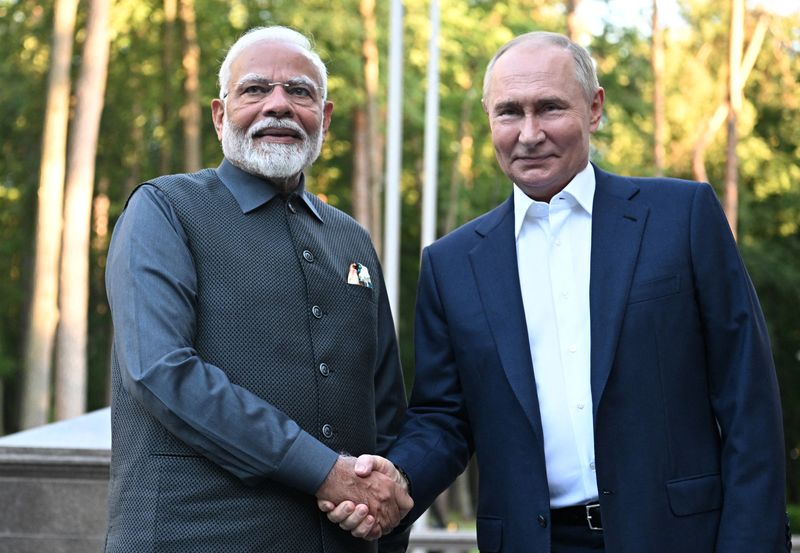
[491,99,521,113]
[491,96,567,114]
[234,73,319,90]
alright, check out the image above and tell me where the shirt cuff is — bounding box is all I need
[273,430,339,495]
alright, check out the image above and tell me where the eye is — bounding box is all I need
[541,103,563,113]
[242,84,267,95]
[287,85,312,97]
[495,107,520,118]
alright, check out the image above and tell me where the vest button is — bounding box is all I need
[538,515,547,528]
[303,250,314,262]
[322,424,333,438]
[312,305,322,319]
[319,363,330,376]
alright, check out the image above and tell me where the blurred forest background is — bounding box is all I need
[1,0,798,519]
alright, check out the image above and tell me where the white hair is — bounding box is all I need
[218,26,328,102]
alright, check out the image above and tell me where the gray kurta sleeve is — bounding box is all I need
[106,185,338,493]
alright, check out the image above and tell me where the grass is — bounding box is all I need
[789,504,800,535]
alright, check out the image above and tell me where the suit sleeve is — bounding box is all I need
[387,247,474,524]
[688,183,787,551]
[106,185,338,493]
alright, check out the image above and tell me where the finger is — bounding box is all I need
[325,501,356,524]
[397,487,414,514]
[317,499,335,512]
[349,514,378,539]
[365,523,383,541]
[338,504,370,531]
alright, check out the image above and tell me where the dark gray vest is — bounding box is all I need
[106,169,384,553]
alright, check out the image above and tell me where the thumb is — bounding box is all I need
[354,454,377,476]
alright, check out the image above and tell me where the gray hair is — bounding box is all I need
[218,26,328,102]
[482,31,599,103]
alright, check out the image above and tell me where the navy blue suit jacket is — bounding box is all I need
[388,166,786,552]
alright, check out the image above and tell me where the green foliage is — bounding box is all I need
[2,0,799,503]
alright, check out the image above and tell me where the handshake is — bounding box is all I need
[315,454,413,541]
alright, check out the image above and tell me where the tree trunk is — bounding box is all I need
[360,0,383,251]
[55,0,111,421]
[21,0,80,429]
[566,0,583,43]
[91,178,113,405]
[444,89,475,234]
[691,14,767,185]
[724,0,744,238]
[652,0,666,175]
[352,108,371,227]
[160,0,178,175]
[179,0,202,172]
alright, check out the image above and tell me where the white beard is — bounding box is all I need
[221,115,324,185]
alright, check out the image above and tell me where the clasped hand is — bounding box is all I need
[315,454,412,540]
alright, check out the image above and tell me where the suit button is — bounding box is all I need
[319,363,330,376]
[303,250,314,262]
[312,305,322,319]
[322,424,333,438]
[538,515,547,528]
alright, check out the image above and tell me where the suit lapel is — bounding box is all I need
[468,197,543,440]
[589,167,649,417]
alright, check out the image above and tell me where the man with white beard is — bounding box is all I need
[103,26,411,553]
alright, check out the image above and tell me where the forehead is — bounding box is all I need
[230,40,322,85]
[486,44,579,104]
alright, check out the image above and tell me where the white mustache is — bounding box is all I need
[248,118,307,140]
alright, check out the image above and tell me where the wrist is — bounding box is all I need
[394,465,412,495]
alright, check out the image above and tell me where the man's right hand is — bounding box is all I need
[315,455,413,539]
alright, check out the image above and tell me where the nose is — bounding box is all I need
[260,86,294,118]
[519,114,545,146]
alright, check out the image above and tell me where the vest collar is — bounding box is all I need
[217,158,323,222]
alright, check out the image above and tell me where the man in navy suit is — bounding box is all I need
[321,31,788,551]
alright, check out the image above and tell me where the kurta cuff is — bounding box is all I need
[274,430,339,495]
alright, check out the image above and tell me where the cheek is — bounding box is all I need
[227,105,259,129]
[491,127,517,156]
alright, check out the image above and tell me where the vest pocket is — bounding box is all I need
[665,472,722,516]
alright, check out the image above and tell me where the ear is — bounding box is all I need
[589,87,605,132]
[211,98,225,140]
[321,101,334,136]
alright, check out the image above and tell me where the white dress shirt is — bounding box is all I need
[513,163,598,508]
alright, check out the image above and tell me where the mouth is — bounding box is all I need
[252,127,302,141]
[512,154,556,165]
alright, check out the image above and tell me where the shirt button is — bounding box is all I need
[577,403,585,410]
[312,305,323,319]
[303,250,314,262]
[590,461,596,470]
[538,515,547,528]
[319,363,330,376]
[287,201,297,214]
[322,424,333,439]
[555,239,562,246]
[561,291,569,299]
[569,344,577,353]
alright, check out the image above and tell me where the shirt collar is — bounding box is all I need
[216,158,324,222]
[513,162,595,239]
